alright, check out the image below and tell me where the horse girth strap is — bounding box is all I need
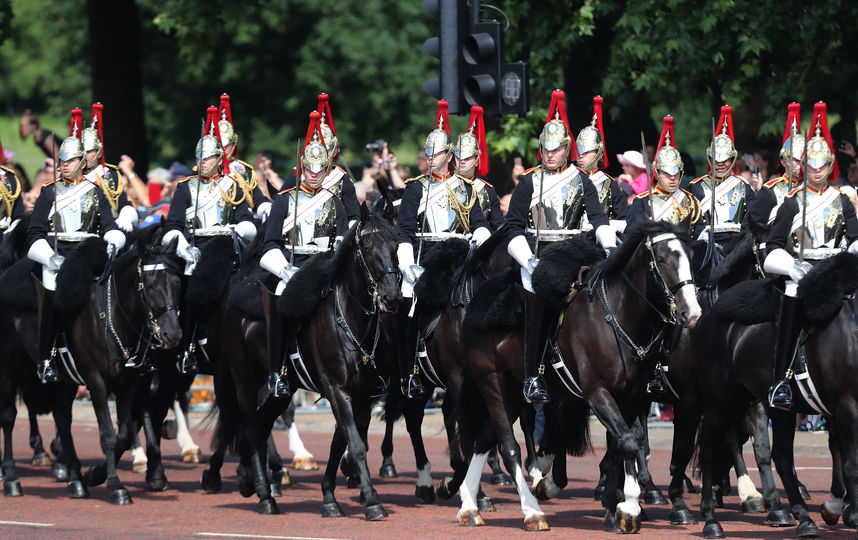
[594,276,668,362]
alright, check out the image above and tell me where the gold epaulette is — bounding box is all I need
[635,191,649,199]
[690,175,708,184]
[278,186,297,196]
[523,165,540,175]
[475,176,493,188]
[404,175,425,184]
[177,176,195,184]
[764,176,791,189]
[234,158,254,172]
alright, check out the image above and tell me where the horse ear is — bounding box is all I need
[360,201,370,224]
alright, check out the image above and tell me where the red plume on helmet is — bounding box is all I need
[298,111,326,180]
[782,102,801,145]
[713,105,737,175]
[316,93,339,161]
[69,108,83,139]
[435,100,450,134]
[592,95,608,169]
[537,89,575,162]
[809,101,840,181]
[91,102,106,166]
[218,93,237,157]
[651,115,677,185]
[204,105,228,173]
[467,105,489,176]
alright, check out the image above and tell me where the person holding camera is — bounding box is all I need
[281,94,360,226]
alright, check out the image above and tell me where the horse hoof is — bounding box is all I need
[279,468,292,487]
[258,498,279,515]
[182,448,204,464]
[796,518,821,538]
[491,472,512,485]
[643,489,668,505]
[52,463,69,482]
[593,484,605,501]
[415,484,435,504]
[844,502,855,528]
[132,461,147,474]
[238,476,255,498]
[67,480,88,498]
[740,496,764,514]
[766,509,797,526]
[478,496,496,513]
[604,512,621,533]
[200,470,222,494]
[457,509,485,527]
[820,501,842,526]
[346,475,360,489]
[669,508,697,525]
[799,484,811,501]
[269,483,282,498]
[31,451,52,468]
[533,479,551,501]
[436,478,453,500]
[524,513,550,531]
[3,479,23,497]
[109,488,132,505]
[147,477,170,492]
[365,503,388,521]
[703,520,725,539]
[161,419,178,439]
[379,462,397,478]
[320,502,345,518]
[683,476,698,494]
[83,465,107,487]
[615,509,641,534]
[292,456,318,471]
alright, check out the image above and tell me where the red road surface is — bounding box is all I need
[0,404,850,539]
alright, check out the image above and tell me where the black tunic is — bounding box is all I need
[261,188,347,264]
[472,178,505,231]
[27,181,118,250]
[282,167,359,223]
[689,178,756,238]
[766,192,858,256]
[165,178,253,235]
[396,175,489,247]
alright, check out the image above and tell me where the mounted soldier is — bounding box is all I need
[259,111,348,397]
[627,115,701,232]
[690,105,756,246]
[505,89,618,404]
[0,131,25,238]
[280,93,360,227]
[575,95,629,232]
[27,108,127,382]
[763,101,858,409]
[396,99,491,399]
[218,93,271,222]
[162,106,256,374]
[81,102,139,233]
[453,105,503,231]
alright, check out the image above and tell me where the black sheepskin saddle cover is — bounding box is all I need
[414,238,470,309]
[0,258,40,311]
[277,251,337,321]
[464,269,521,331]
[798,252,858,324]
[712,278,779,324]
[227,272,271,321]
[186,236,238,309]
[55,237,109,320]
[532,235,604,306]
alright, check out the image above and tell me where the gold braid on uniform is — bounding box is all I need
[95,172,125,212]
[0,171,21,218]
[231,166,258,210]
[216,173,247,207]
[445,178,477,232]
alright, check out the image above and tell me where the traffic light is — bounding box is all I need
[462,20,502,115]
[422,0,467,114]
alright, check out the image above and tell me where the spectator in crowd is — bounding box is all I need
[738,154,757,190]
[254,150,283,200]
[19,109,61,162]
[499,192,511,214]
[616,150,648,194]
[374,142,404,189]
[117,154,150,208]
[618,181,636,206]
[832,103,857,182]
[416,149,429,176]
[511,156,524,186]
[753,147,775,181]
[23,164,53,211]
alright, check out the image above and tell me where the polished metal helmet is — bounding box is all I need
[196,114,224,162]
[425,111,451,157]
[82,124,102,155]
[301,134,331,175]
[806,124,835,171]
[655,132,684,179]
[576,114,604,170]
[780,130,806,163]
[319,115,338,159]
[454,130,480,161]
[59,132,85,162]
[218,110,237,154]
[539,114,571,153]
[707,117,738,177]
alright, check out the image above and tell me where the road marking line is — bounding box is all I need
[748,467,830,471]
[0,520,55,527]
[196,534,349,540]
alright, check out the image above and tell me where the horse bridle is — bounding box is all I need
[352,222,401,314]
[645,232,695,323]
[137,260,180,349]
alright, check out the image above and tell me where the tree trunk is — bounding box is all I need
[87,0,148,177]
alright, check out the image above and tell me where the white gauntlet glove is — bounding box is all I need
[508,235,538,292]
[255,201,272,222]
[472,226,491,247]
[104,229,127,255]
[48,254,65,272]
[595,224,618,255]
[397,243,423,298]
[234,220,257,243]
[116,205,139,233]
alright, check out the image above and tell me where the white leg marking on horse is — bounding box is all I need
[823,495,844,515]
[174,400,199,453]
[667,239,702,324]
[616,472,642,517]
[529,466,544,488]
[513,463,544,520]
[417,463,432,488]
[458,452,489,513]
[288,423,313,459]
[737,474,761,502]
[131,445,148,466]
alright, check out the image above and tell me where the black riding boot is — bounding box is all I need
[35,286,59,383]
[177,305,200,375]
[519,285,549,404]
[266,302,290,399]
[399,305,428,400]
[768,293,801,410]
[647,337,673,399]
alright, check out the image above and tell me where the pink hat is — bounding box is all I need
[616,150,645,169]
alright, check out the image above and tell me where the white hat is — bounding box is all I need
[616,150,645,169]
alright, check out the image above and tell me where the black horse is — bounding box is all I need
[695,252,858,538]
[47,226,183,504]
[455,220,701,532]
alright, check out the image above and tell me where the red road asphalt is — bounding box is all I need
[0,404,851,539]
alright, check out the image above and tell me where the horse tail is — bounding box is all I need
[454,369,496,456]
[540,399,591,457]
[206,365,241,456]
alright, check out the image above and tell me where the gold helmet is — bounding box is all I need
[538,90,572,165]
[59,108,85,162]
[576,96,607,171]
[425,99,451,158]
[218,94,237,157]
[805,101,838,180]
[707,105,738,177]
[653,116,684,193]
[317,93,340,161]
[196,106,225,177]
[82,103,104,166]
[454,105,488,177]
[300,111,331,180]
